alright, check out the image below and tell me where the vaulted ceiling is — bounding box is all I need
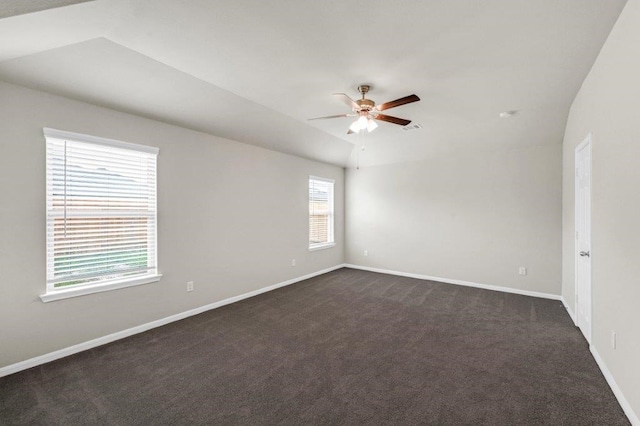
[0,0,627,167]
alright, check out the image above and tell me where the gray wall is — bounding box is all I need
[346,145,562,295]
[0,81,344,368]
[562,0,640,416]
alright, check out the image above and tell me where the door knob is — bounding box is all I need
[579,251,590,257]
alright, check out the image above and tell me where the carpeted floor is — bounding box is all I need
[0,268,630,425]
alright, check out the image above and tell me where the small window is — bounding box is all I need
[42,128,160,302]
[309,176,335,250]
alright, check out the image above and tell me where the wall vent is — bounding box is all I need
[401,123,422,132]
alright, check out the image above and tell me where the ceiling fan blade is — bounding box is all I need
[373,114,411,126]
[375,94,420,111]
[333,93,360,111]
[308,113,354,120]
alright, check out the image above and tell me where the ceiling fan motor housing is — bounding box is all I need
[356,85,375,110]
[356,98,375,111]
[356,85,375,111]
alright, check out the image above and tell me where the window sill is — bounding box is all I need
[40,274,162,303]
[308,242,336,252]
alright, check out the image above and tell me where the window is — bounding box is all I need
[309,176,335,250]
[42,128,160,302]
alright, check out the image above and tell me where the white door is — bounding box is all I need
[575,135,592,343]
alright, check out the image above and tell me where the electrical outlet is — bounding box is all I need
[611,331,616,349]
[291,259,296,267]
[364,250,368,257]
[519,267,527,276]
[187,281,194,292]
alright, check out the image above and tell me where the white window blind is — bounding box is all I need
[309,176,334,249]
[45,128,158,293]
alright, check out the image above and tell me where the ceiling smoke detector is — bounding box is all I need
[499,110,518,118]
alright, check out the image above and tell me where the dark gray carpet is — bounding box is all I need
[0,268,629,425]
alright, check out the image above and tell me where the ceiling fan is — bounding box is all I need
[309,85,420,134]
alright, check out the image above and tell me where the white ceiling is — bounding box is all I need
[0,0,93,19]
[0,0,627,167]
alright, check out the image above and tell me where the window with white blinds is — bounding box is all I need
[309,176,335,250]
[44,128,159,298]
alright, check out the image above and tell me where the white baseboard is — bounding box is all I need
[590,345,639,425]
[561,296,578,325]
[0,264,346,378]
[344,264,562,301]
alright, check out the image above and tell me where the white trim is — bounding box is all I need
[344,264,562,300]
[590,345,639,426]
[561,296,578,325]
[43,127,159,154]
[308,175,335,184]
[1,264,345,378]
[308,242,336,251]
[40,274,163,303]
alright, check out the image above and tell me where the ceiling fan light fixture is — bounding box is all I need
[349,121,361,133]
[357,115,369,129]
[367,119,378,132]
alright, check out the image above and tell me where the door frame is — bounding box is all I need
[574,133,592,343]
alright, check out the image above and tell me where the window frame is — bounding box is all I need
[308,175,335,251]
[41,128,161,303]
